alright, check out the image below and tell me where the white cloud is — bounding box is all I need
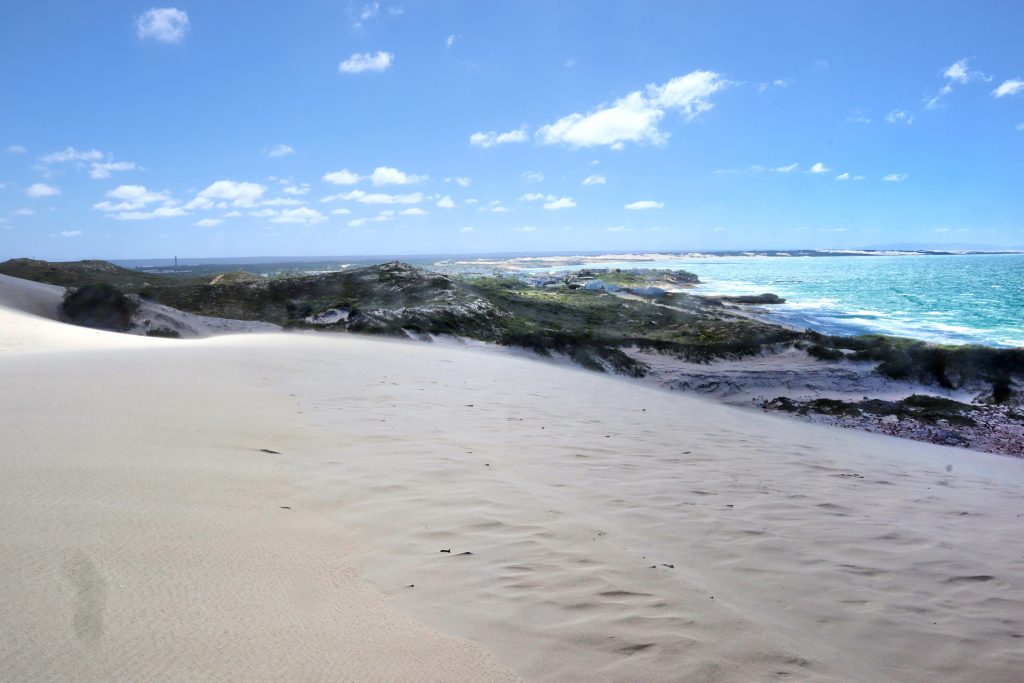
[774,163,799,173]
[1017,122,1024,131]
[436,195,455,208]
[543,197,576,210]
[516,225,537,232]
[323,189,423,205]
[89,161,136,179]
[101,184,169,205]
[12,208,34,216]
[359,1,380,21]
[261,197,303,206]
[943,58,991,85]
[446,176,471,187]
[136,8,189,43]
[5,145,26,154]
[248,208,276,218]
[323,169,361,185]
[464,198,479,205]
[845,111,872,124]
[330,208,352,215]
[196,218,223,227]
[758,78,793,92]
[351,2,402,28]
[469,127,529,148]
[886,110,913,125]
[339,51,393,74]
[835,172,850,181]
[992,79,1024,98]
[519,193,550,201]
[924,59,992,109]
[281,182,310,195]
[538,70,727,148]
[488,206,510,213]
[581,174,606,185]
[539,91,663,148]
[809,162,830,174]
[223,211,242,217]
[606,226,627,232]
[369,166,426,186]
[944,59,970,84]
[461,226,475,232]
[521,170,544,183]
[624,200,663,210]
[267,144,295,158]
[648,70,728,119]
[186,180,266,209]
[110,206,187,221]
[400,207,427,216]
[925,84,954,110]
[882,173,908,182]
[26,183,60,198]
[271,207,327,225]
[347,210,395,227]
[41,146,103,163]
[60,230,82,237]
[446,34,456,49]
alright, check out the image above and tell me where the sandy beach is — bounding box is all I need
[1,273,1022,681]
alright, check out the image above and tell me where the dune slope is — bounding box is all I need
[1,273,1022,682]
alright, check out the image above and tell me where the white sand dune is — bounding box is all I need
[1,273,1022,681]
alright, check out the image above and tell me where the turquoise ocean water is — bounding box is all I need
[533,253,1024,348]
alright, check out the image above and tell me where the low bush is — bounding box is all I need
[61,283,138,331]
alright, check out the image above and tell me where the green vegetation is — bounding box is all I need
[571,268,700,287]
[802,332,1023,400]
[708,293,787,305]
[7,258,1021,397]
[60,283,138,331]
[208,271,262,285]
[764,394,981,427]
[128,262,797,374]
[0,258,176,290]
[145,326,182,338]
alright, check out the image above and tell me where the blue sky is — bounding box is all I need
[1,1,1022,260]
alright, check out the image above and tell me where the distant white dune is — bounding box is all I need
[1,272,1022,681]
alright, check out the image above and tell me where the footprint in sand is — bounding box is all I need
[62,551,107,642]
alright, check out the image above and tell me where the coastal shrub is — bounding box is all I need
[837,335,1024,390]
[991,377,1012,404]
[60,283,138,331]
[807,344,844,361]
[146,326,181,338]
[765,394,978,427]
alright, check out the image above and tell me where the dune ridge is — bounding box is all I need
[1,273,1022,681]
